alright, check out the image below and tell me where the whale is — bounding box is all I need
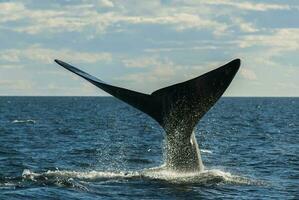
[55,58,240,173]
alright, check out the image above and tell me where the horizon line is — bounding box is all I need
[0,95,298,98]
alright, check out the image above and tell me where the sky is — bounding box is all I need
[0,0,298,96]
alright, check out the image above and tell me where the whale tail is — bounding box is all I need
[54,59,240,131]
[55,59,240,172]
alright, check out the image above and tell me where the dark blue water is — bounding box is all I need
[0,97,298,199]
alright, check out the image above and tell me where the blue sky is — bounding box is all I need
[0,0,298,96]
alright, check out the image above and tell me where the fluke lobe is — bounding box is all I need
[55,59,241,173]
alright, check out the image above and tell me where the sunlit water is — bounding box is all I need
[0,97,298,199]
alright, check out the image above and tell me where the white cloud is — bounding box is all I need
[122,56,161,68]
[0,53,20,62]
[0,64,24,69]
[238,28,299,51]
[119,57,177,80]
[0,80,33,90]
[116,57,180,92]
[236,28,299,67]
[201,0,291,11]
[115,56,233,93]
[119,13,227,32]
[277,82,299,90]
[98,0,114,8]
[152,64,176,78]
[0,1,227,35]
[240,68,257,80]
[45,82,103,96]
[0,2,97,34]
[1,1,298,97]
[144,45,218,53]
[0,2,25,22]
[0,0,294,38]
[232,17,258,33]
[0,46,112,64]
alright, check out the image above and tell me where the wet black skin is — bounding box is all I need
[55,59,240,172]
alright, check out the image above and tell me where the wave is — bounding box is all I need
[0,182,16,190]
[22,169,140,180]
[20,167,262,186]
[200,149,213,154]
[141,167,259,185]
[0,168,264,192]
[11,119,36,124]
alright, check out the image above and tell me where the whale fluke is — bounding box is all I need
[55,59,240,172]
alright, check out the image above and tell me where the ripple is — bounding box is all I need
[11,119,36,124]
[200,149,213,154]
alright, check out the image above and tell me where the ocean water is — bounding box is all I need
[0,97,298,199]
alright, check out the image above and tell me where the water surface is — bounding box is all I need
[0,97,298,199]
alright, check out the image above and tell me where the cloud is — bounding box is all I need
[115,56,229,93]
[277,82,299,90]
[144,45,219,53]
[0,46,112,64]
[0,1,227,35]
[0,2,25,23]
[0,80,33,90]
[98,0,114,8]
[119,13,227,33]
[0,64,24,69]
[1,1,298,97]
[0,0,294,38]
[232,17,258,33]
[237,28,299,67]
[0,2,97,34]
[230,28,299,77]
[122,56,161,68]
[116,57,180,92]
[240,68,257,80]
[201,0,291,11]
[119,57,177,80]
[238,28,299,51]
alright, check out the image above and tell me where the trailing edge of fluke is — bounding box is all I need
[54,58,241,172]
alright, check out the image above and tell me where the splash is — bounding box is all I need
[22,169,140,180]
[12,119,36,124]
[141,167,258,185]
[200,149,213,154]
[21,168,261,186]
